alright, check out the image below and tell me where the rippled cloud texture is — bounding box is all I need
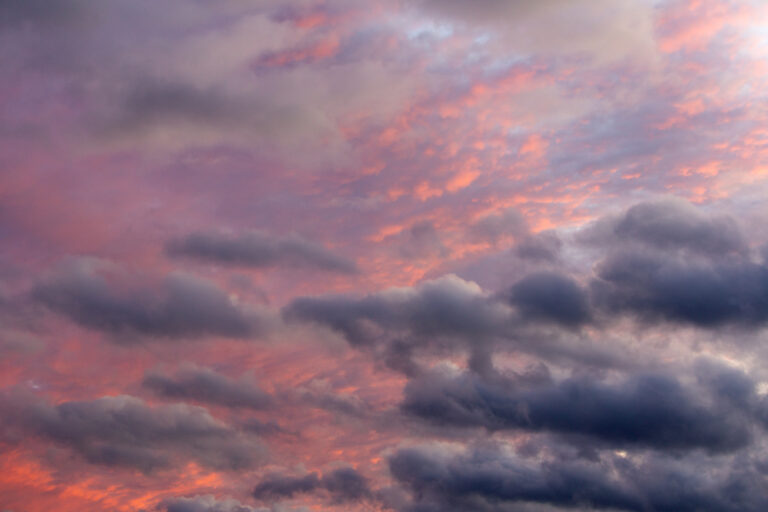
[2,1,768,511]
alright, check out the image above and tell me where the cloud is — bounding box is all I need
[33,258,265,341]
[285,271,630,374]
[514,231,562,262]
[289,379,370,417]
[142,364,273,410]
[579,199,748,256]
[253,466,371,504]
[572,199,767,328]
[397,221,448,260]
[468,209,528,245]
[286,274,510,346]
[0,0,87,28]
[284,199,768,381]
[591,250,768,327]
[468,208,562,261]
[0,328,44,355]
[167,231,358,274]
[389,444,768,512]
[507,272,591,327]
[401,367,753,453]
[113,80,251,133]
[410,0,657,64]
[3,393,262,472]
[285,274,515,375]
[164,495,268,512]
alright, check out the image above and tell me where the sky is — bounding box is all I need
[1,0,768,511]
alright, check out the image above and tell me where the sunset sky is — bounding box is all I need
[2,1,768,511]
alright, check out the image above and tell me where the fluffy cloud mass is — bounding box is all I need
[2,1,768,512]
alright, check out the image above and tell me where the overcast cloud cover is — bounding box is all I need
[2,1,768,511]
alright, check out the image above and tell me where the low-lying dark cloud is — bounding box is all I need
[253,466,371,504]
[167,231,358,274]
[389,444,768,512]
[34,258,264,341]
[592,250,768,327]
[164,495,267,512]
[143,365,272,410]
[3,393,262,473]
[401,367,755,453]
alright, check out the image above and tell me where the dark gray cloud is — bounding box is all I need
[507,272,590,327]
[253,473,320,500]
[4,393,262,472]
[143,365,272,410]
[389,444,768,512]
[285,271,632,375]
[34,258,263,340]
[164,495,267,512]
[253,466,371,504]
[285,274,510,346]
[580,199,747,256]
[167,231,358,274]
[285,274,513,375]
[401,367,753,453]
[591,250,768,327]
